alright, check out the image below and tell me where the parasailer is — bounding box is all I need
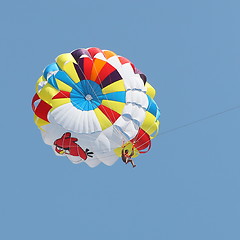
[121,142,136,168]
[32,47,160,167]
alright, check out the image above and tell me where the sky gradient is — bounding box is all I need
[1,0,240,239]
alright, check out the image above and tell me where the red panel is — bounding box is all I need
[34,100,51,122]
[88,47,103,59]
[83,57,93,80]
[32,93,40,111]
[131,128,151,152]
[118,56,130,64]
[118,56,135,72]
[98,105,120,123]
[95,62,116,85]
[131,63,136,72]
[52,91,70,99]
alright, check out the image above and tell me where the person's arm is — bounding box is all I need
[130,148,134,157]
[121,150,127,162]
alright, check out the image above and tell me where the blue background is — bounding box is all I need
[1,0,240,239]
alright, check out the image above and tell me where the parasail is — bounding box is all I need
[32,47,160,167]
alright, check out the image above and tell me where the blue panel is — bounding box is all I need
[147,96,158,117]
[55,71,80,92]
[70,88,85,98]
[91,100,101,108]
[81,80,103,96]
[71,97,85,109]
[156,107,161,120]
[70,80,103,111]
[43,63,60,80]
[103,92,126,103]
[48,75,59,90]
[85,101,94,111]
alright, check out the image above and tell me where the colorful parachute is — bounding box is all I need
[32,47,160,167]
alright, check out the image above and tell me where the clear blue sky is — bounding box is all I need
[1,0,240,239]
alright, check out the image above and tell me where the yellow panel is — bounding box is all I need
[102,100,125,114]
[103,50,117,59]
[145,82,156,99]
[62,61,80,83]
[56,53,76,69]
[150,120,160,139]
[93,108,112,130]
[34,115,49,130]
[102,80,125,94]
[55,79,72,92]
[140,111,159,136]
[51,98,71,111]
[91,58,106,81]
[35,76,47,93]
[38,83,59,104]
[114,143,139,158]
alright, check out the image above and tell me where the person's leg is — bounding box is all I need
[127,159,136,168]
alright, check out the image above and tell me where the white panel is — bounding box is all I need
[51,103,72,123]
[81,109,88,133]
[121,63,135,90]
[70,109,82,132]
[84,157,102,167]
[74,109,84,133]
[122,103,146,126]
[97,152,119,166]
[126,90,148,109]
[107,55,122,69]
[41,121,68,145]
[102,126,125,147]
[40,129,51,145]
[134,75,146,91]
[67,155,84,164]
[94,133,112,152]
[114,116,139,139]
[89,108,103,133]
[126,75,145,91]
[94,52,106,61]
[79,54,90,59]
[51,103,102,133]
[120,63,145,91]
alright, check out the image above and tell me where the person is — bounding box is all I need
[121,144,136,168]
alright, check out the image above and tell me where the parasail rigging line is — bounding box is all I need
[159,104,240,136]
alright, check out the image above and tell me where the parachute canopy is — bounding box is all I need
[32,47,160,167]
